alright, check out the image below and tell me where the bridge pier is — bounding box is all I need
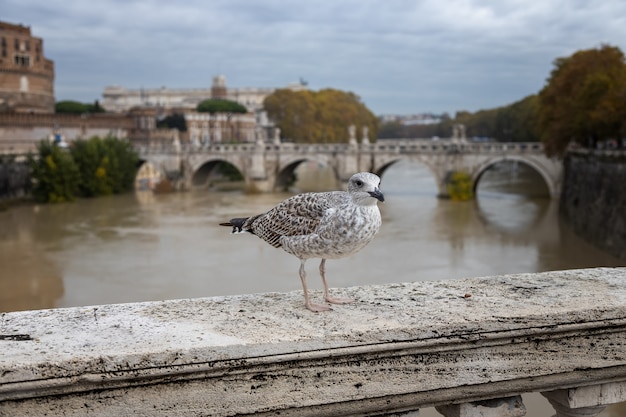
[244,144,273,192]
[337,142,360,183]
[244,177,273,193]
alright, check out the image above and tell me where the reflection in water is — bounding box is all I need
[0,159,623,416]
[0,206,64,311]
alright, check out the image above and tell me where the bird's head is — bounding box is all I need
[348,172,384,205]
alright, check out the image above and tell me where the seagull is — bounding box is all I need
[220,172,384,312]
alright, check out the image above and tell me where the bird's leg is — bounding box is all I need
[300,259,331,312]
[319,259,354,305]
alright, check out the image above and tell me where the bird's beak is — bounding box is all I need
[369,189,385,202]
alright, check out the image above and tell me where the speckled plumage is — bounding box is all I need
[220,172,384,312]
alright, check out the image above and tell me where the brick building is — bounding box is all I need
[0,21,55,113]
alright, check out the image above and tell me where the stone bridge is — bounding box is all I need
[137,139,563,198]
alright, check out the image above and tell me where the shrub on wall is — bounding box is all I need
[71,138,111,196]
[446,171,474,201]
[71,137,139,197]
[28,141,80,203]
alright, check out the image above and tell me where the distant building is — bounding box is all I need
[380,113,445,125]
[0,21,55,113]
[101,75,307,113]
[102,76,307,144]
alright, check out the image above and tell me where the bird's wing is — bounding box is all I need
[247,191,344,247]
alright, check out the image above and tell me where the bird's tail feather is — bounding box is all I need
[219,217,249,234]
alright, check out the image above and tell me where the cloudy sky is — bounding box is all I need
[4,0,626,115]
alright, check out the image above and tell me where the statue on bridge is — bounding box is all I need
[273,127,281,145]
[255,126,265,146]
[362,126,370,144]
[452,124,467,144]
[348,125,357,145]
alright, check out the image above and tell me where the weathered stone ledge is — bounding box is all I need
[1,268,626,416]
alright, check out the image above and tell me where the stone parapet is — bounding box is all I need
[1,268,625,416]
[0,112,135,129]
[0,113,136,153]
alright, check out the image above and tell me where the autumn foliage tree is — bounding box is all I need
[539,45,626,156]
[263,88,378,143]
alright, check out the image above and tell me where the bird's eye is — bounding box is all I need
[355,180,363,187]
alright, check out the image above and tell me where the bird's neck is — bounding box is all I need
[353,197,379,207]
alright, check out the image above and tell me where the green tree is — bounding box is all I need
[71,137,110,196]
[71,136,139,197]
[495,95,540,142]
[55,100,90,114]
[101,136,139,194]
[55,100,106,114]
[446,95,540,142]
[378,121,406,139]
[539,45,626,156]
[196,99,247,114]
[263,88,378,143]
[28,141,80,203]
[86,100,106,113]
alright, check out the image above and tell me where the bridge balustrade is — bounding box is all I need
[137,140,546,155]
[1,268,625,416]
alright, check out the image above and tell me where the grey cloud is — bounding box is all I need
[4,0,626,114]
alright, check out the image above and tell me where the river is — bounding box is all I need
[0,160,624,416]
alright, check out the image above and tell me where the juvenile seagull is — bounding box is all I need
[220,172,384,312]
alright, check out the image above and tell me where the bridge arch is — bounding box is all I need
[373,155,446,196]
[276,155,336,191]
[276,159,306,191]
[472,155,554,197]
[190,158,244,187]
[189,154,245,176]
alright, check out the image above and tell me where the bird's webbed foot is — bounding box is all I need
[305,302,333,313]
[325,295,355,305]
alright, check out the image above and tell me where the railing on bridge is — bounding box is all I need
[0,134,543,157]
[135,139,546,156]
[1,268,625,416]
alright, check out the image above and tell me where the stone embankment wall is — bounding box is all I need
[0,113,135,154]
[560,150,626,261]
